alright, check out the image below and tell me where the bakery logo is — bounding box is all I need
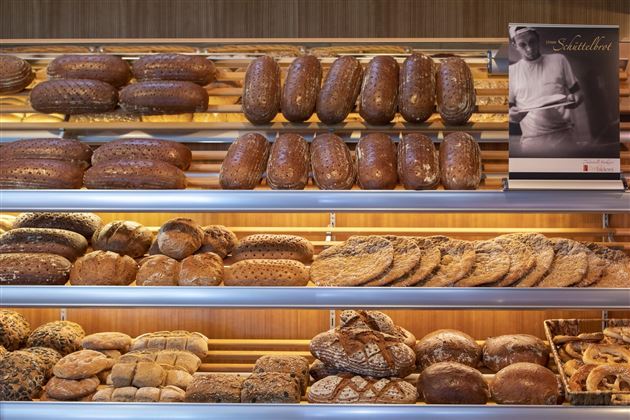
[508,24,621,188]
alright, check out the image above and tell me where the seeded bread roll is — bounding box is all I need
[0,54,35,94]
[14,212,102,241]
[70,251,138,286]
[439,132,481,190]
[266,133,310,190]
[157,218,204,260]
[482,334,549,372]
[30,79,118,114]
[0,138,93,169]
[281,55,322,122]
[316,56,363,125]
[136,255,180,286]
[185,373,245,403]
[0,227,88,261]
[0,310,30,351]
[16,346,62,379]
[419,361,489,404]
[84,159,187,189]
[27,321,85,356]
[224,259,309,286]
[120,81,209,114]
[0,351,47,400]
[179,252,223,286]
[92,221,152,258]
[196,225,238,258]
[47,55,131,87]
[308,374,418,404]
[241,372,301,403]
[310,133,355,190]
[231,234,314,263]
[359,56,399,125]
[397,133,440,190]
[219,133,270,189]
[436,57,475,125]
[356,133,398,189]
[91,138,192,170]
[491,362,559,405]
[414,329,481,371]
[242,56,281,124]
[132,54,216,85]
[253,355,310,395]
[0,253,72,285]
[398,53,435,123]
[0,159,85,189]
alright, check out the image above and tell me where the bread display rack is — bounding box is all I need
[1,38,629,420]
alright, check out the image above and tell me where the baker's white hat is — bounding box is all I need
[509,26,537,40]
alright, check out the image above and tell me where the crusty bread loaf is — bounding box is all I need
[0,54,35,94]
[92,221,152,258]
[15,346,61,380]
[482,334,549,372]
[0,351,47,400]
[0,159,85,189]
[356,133,398,189]
[397,133,440,190]
[242,56,281,124]
[30,79,118,114]
[119,349,201,374]
[70,251,138,286]
[241,372,301,403]
[309,359,347,381]
[339,310,416,348]
[0,227,88,261]
[436,58,475,125]
[359,56,399,125]
[185,374,244,403]
[82,332,132,352]
[92,138,192,170]
[281,55,322,122]
[111,360,167,388]
[132,54,216,85]
[0,310,31,351]
[130,331,208,359]
[491,362,559,405]
[53,349,114,380]
[231,234,313,263]
[224,259,309,286]
[398,53,435,123]
[253,355,310,395]
[93,385,185,402]
[219,133,270,189]
[0,138,93,169]
[439,132,481,190]
[157,218,204,260]
[119,81,209,114]
[0,253,71,285]
[316,56,363,125]
[414,329,481,371]
[179,252,223,286]
[47,54,131,87]
[197,225,238,258]
[266,133,310,190]
[14,212,102,241]
[310,133,355,190]
[136,255,180,286]
[419,361,489,404]
[84,159,187,189]
[27,321,85,356]
[308,374,418,404]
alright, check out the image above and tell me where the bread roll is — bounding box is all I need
[179,252,223,286]
[0,159,84,189]
[157,218,204,260]
[436,57,475,125]
[414,329,481,371]
[136,255,180,286]
[0,54,35,94]
[0,310,30,351]
[47,55,131,87]
[132,54,216,85]
[308,374,418,404]
[397,133,440,190]
[419,361,489,404]
[266,133,310,190]
[310,133,355,190]
[70,251,138,286]
[316,56,363,124]
[224,259,309,286]
[281,55,322,122]
[219,133,270,189]
[14,212,102,240]
[359,56,399,125]
[0,227,88,261]
[92,221,152,258]
[242,56,281,124]
[231,234,314,263]
[0,138,92,169]
[30,79,118,114]
[0,253,71,285]
[241,372,301,403]
[84,159,187,189]
[119,81,209,114]
[482,334,549,372]
[491,362,559,405]
[91,138,192,170]
[398,53,435,123]
[356,133,398,189]
[439,132,481,190]
[15,347,61,380]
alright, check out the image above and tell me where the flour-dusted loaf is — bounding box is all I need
[0,159,85,189]
[197,225,238,258]
[359,56,399,125]
[43,375,100,401]
[136,255,180,286]
[179,252,223,286]
[310,133,355,190]
[119,349,201,374]
[439,132,481,190]
[0,227,88,261]
[93,385,185,402]
[47,54,131,87]
[157,218,204,260]
[0,138,93,169]
[241,372,301,403]
[14,212,102,241]
[419,361,489,404]
[53,349,115,380]
[184,374,245,403]
[0,310,30,351]
[397,133,440,190]
[231,234,314,263]
[27,321,85,356]
[91,138,192,170]
[225,259,309,286]
[84,159,187,189]
[0,54,35,94]
[219,133,270,189]
[398,53,435,123]
[482,334,549,372]
[281,55,322,122]
[70,251,138,286]
[132,54,216,85]
[119,81,209,114]
[308,374,418,404]
[266,133,310,190]
[82,332,132,352]
[92,221,152,258]
[30,79,118,114]
[436,57,475,125]
[338,310,416,348]
[111,360,166,388]
[414,329,481,371]
[0,253,72,285]
[242,56,281,124]
[130,331,208,359]
[356,133,398,190]
[491,362,559,405]
[316,56,363,125]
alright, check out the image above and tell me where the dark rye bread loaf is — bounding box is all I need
[0,253,72,285]
[0,54,35,94]
[157,218,204,260]
[14,212,102,240]
[316,56,363,124]
[398,53,435,123]
[30,79,118,114]
[310,133,355,190]
[253,355,310,395]
[197,225,238,258]
[0,159,85,189]
[419,362,489,404]
[397,133,440,190]
[0,227,88,261]
[91,138,192,170]
[491,363,559,405]
[266,133,310,190]
[119,81,209,114]
[414,329,481,371]
[84,159,187,189]
[281,55,322,122]
[132,54,216,85]
[92,221,152,258]
[439,132,481,190]
[231,234,314,263]
[482,334,549,372]
[47,55,131,87]
[241,372,301,403]
[359,56,399,125]
[0,138,92,169]
[219,133,270,189]
[436,57,475,125]
[356,133,398,189]
[224,259,309,286]
[242,56,281,124]
[308,374,418,404]
[70,251,138,286]
[185,374,245,403]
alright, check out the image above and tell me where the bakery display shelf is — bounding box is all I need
[2,286,628,309]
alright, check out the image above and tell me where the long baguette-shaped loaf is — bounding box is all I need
[47,54,131,87]
[30,79,118,114]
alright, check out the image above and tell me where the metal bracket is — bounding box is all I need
[326,211,337,329]
[602,213,615,242]
[60,308,67,321]
[602,310,609,331]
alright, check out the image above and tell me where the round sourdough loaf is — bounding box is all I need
[359,56,399,125]
[14,212,102,241]
[491,362,559,405]
[281,55,322,122]
[242,56,281,124]
[397,133,440,190]
[0,253,72,285]
[419,361,489,404]
[70,251,138,286]
[136,254,180,286]
[0,310,30,351]
[356,133,398,190]
[224,259,309,286]
[179,252,223,286]
[414,329,481,371]
[132,54,216,85]
[92,221,152,258]
[30,79,118,114]
[44,375,100,401]
[219,133,270,190]
[316,56,363,125]
[0,54,35,94]
[157,218,204,260]
[482,334,549,372]
[310,133,356,190]
[266,133,310,190]
[53,349,114,380]
[47,54,131,87]
[0,158,85,189]
[0,227,88,261]
[399,53,435,123]
[0,138,93,169]
[91,138,192,170]
[231,234,314,263]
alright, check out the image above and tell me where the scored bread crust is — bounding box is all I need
[308,374,418,404]
[225,259,309,286]
[231,234,314,263]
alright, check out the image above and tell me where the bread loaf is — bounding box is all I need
[16,347,61,380]
[439,132,481,190]
[414,329,481,371]
[253,355,310,394]
[70,251,138,286]
[266,133,310,190]
[179,252,223,286]
[0,54,35,94]
[84,159,187,189]
[310,133,355,190]
[482,334,549,372]
[398,53,435,123]
[47,55,131,87]
[491,362,559,405]
[30,79,118,114]
[241,372,301,403]
[356,133,398,189]
[92,138,192,170]
[119,81,209,114]
[92,221,152,258]
[0,159,85,189]
[316,56,363,124]
[231,234,314,263]
[0,310,31,351]
[309,359,347,381]
[185,374,244,403]
[281,55,322,122]
[111,360,166,388]
[0,227,88,261]
[0,253,71,285]
[308,374,418,404]
[82,332,132,352]
[0,351,47,400]
[157,218,204,260]
[224,259,309,286]
[219,133,270,189]
[14,212,102,241]
[419,361,489,404]
[130,331,208,359]
[93,385,185,402]
[339,310,416,348]
[136,255,179,286]
[436,58,475,125]
[27,321,85,356]
[197,225,238,258]
[242,56,281,124]
[119,349,201,374]
[359,56,399,125]
[397,133,440,190]
[132,54,216,85]
[0,138,93,169]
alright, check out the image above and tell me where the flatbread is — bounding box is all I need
[500,233,554,287]
[363,236,420,287]
[456,240,511,287]
[574,243,607,287]
[490,237,536,287]
[422,237,475,287]
[310,236,394,286]
[584,243,630,288]
[537,238,588,287]
[390,237,441,287]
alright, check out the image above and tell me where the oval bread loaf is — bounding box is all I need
[0,253,72,285]
[482,334,549,372]
[91,138,192,170]
[70,251,138,286]
[281,55,322,122]
[84,159,186,189]
[92,220,152,258]
[439,132,481,190]
[242,56,281,124]
[356,133,398,189]
[0,227,88,262]
[47,55,131,87]
[398,53,435,123]
[30,79,118,114]
[491,363,559,405]
[266,133,310,190]
[0,159,85,189]
[157,218,204,260]
[224,259,309,286]
[14,212,102,241]
[419,361,489,404]
[397,133,439,190]
[316,56,363,125]
[436,57,475,125]
[0,138,93,168]
[310,133,355,190]
[231,234,314,263]
[219,133,270,189]
[0,54,35,94]
[359,56,399,125]
[119,81,209,114]
[132,54,216,85]
[308,375,418,404]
